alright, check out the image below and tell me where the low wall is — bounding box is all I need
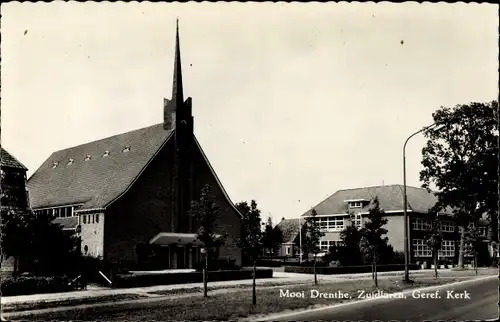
[113,269,274,288]
[284,264,420,275]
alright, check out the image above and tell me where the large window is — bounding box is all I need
[439,240,455,258]
[413,219,431,231]
[353,214,362,229]
[319,240,344,252]
[34,206,76,218]
[314,216,345,232]
[439,221,455,232]
[413,239,432,257]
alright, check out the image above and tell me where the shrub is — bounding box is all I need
[113,269,273,288]
[0,275,73,296]
[329,260,341,268]
[391,251,405,264]
[194,258,240,272]
[255,259,283,267]
[284,264,420,275]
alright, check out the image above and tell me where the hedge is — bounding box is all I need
[284,264,420,275]
[113,269,273,288]
[1,276,74,296]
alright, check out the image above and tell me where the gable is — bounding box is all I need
[193,137,243,219]
[28,123,173,210]
[1,148,27,170]
[276,218,301,243]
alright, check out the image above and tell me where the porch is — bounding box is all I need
[148,233,221,269]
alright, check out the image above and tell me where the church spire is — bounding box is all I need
[172,18,184,105]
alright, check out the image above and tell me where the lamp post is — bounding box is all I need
[299,216,303,263]
[403,122,442,282]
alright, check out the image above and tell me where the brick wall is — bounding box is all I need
[103,135,242,265]
[104,138,176,262]
[384,215,406,252]
[191,139,242,266]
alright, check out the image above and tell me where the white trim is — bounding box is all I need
[75,208,105,214]
[303,213,349,218]
[343,199,369,203]
[359,209,413,215]
[33,203,84,211]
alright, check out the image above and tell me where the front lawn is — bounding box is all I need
[14,275,485,321]
[1,294,146,313]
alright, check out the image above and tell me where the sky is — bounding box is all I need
[1,2,498,223]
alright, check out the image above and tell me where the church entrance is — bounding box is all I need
[149,232,223,270]
[176,247,186,269]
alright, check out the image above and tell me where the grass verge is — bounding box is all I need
[9,275,488,321]
[148,281,310,296]
[1,294,145,313]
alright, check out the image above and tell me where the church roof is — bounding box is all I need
[27,125,241,215]
[300,184,451,217]
[1,148,28,170]
[28,123,172,210]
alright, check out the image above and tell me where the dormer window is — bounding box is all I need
[84,154,91,161]
[122,146,130,153]
[349,201,362,208]
[67,158,74,165]
[52,162,59,169]
[103,150,110,157]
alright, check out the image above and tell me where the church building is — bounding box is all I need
[27,22,243,268]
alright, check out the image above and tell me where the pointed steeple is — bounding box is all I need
[172,18,184,105]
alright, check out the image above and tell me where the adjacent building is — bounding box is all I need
[27,23,243,268]
[0,148,31,274]
[1,148,30,218]
[276,184,492,264]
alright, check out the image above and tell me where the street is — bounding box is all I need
[256,275,499,321]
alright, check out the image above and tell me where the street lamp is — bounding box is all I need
[402,121,443,282]
[299,216,302,263]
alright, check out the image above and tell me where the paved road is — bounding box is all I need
[257,275,499,321]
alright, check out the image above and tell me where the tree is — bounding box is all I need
[425,216,443,279]
[1,209,31,276]
[261,217,283,258]
[189,184,225,297]
[465,222,481,275]
[300,209,325,285]
[359,197,388,287]
[420,101,499,268]
[236,200,263,305]
[1,210,80,276]
[338,213,363,266]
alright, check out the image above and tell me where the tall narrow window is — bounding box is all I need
[83,215,87,224]
[96,214,99,223]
